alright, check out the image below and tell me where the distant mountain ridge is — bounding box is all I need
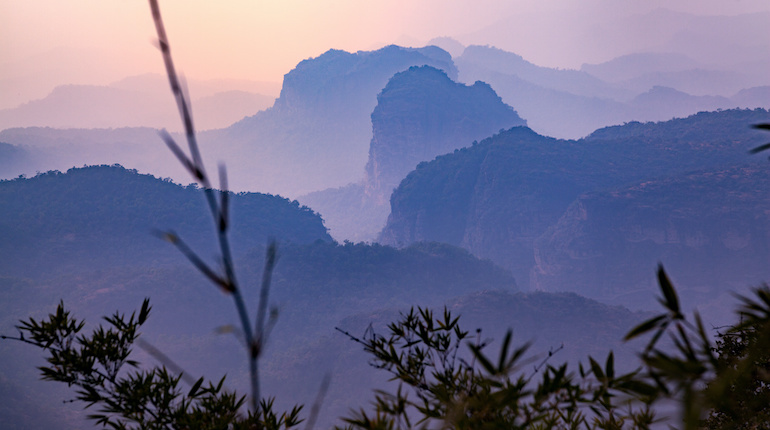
[0,75,278,132]
[2,42,766,193]
[457,45,631,101]
[456,45,770,138]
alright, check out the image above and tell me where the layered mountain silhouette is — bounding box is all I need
[0,74,278,131]
[0,163,651,429]
[0,46,457,196]
[301,65,524,241]
[2,43,766,194]
[456,45,770,138]
[212,45,458,196]
[464,7,769,84]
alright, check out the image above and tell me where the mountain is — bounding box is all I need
[580,52,702,83]
[212,45,457,197]
[0,126,194,193]
[457,45,630,101]
[364,65,525,201]
[532,163,770,310]
[0,142,31,178]
[0,158,656,429]
[732,86,770,108]
[300,65,524,242]
[456,45,770,138]
[0,74,277,131]
[0,46,457,197]
[464,8,769,82]
[610,69,750,98]
[628,86,730,119]
[580,51,766,97]
[426,37,466,58]
[379,109,770,296]
[0,165,331,278]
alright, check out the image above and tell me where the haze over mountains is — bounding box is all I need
[300,65,525,241]
[1,39,766,201]
[0,165,649,428]
[456,45,769,138]
[2,4,770,428]
[0,74,279,131]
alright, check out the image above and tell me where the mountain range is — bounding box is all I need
[0,165,651,428]
[379,109,770,312]
[456,45,769,138]
[2,41,766,198]
[1,14,769,426]
[0,74,279,132]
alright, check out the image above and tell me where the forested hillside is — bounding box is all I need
[0,165,331,278]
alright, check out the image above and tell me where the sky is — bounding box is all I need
[1,0,769,108]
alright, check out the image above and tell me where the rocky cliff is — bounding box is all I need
[364,65,525,203]
[301,65,524,242]
[532,163,770,310]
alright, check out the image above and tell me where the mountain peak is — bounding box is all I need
[364,64,525,201]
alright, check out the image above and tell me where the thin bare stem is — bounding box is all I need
[304,374,331,430]
[137,338,198,386]
[148,0,267,412]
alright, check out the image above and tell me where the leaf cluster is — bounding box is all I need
[6,299,302,430]
[343,265,770,429]
[339,308,655,429]
[625,266,770,429]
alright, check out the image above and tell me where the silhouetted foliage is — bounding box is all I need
[2,299,302,429]
[338,266,770,429]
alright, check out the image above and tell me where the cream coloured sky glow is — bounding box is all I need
[1,0,769,108]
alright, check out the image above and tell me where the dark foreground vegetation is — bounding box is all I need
[5,270,770,429]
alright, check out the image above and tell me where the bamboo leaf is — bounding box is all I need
[625,314,667,340]
[657,265,681,317]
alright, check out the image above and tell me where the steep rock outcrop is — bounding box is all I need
[301,65,524,242]
[364,65,525,203]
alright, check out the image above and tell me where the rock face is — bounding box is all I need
[379,109,770,303]
[364,65,525,204]
[531,164,770,309]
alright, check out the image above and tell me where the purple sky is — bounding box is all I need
[1,0,768,109]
